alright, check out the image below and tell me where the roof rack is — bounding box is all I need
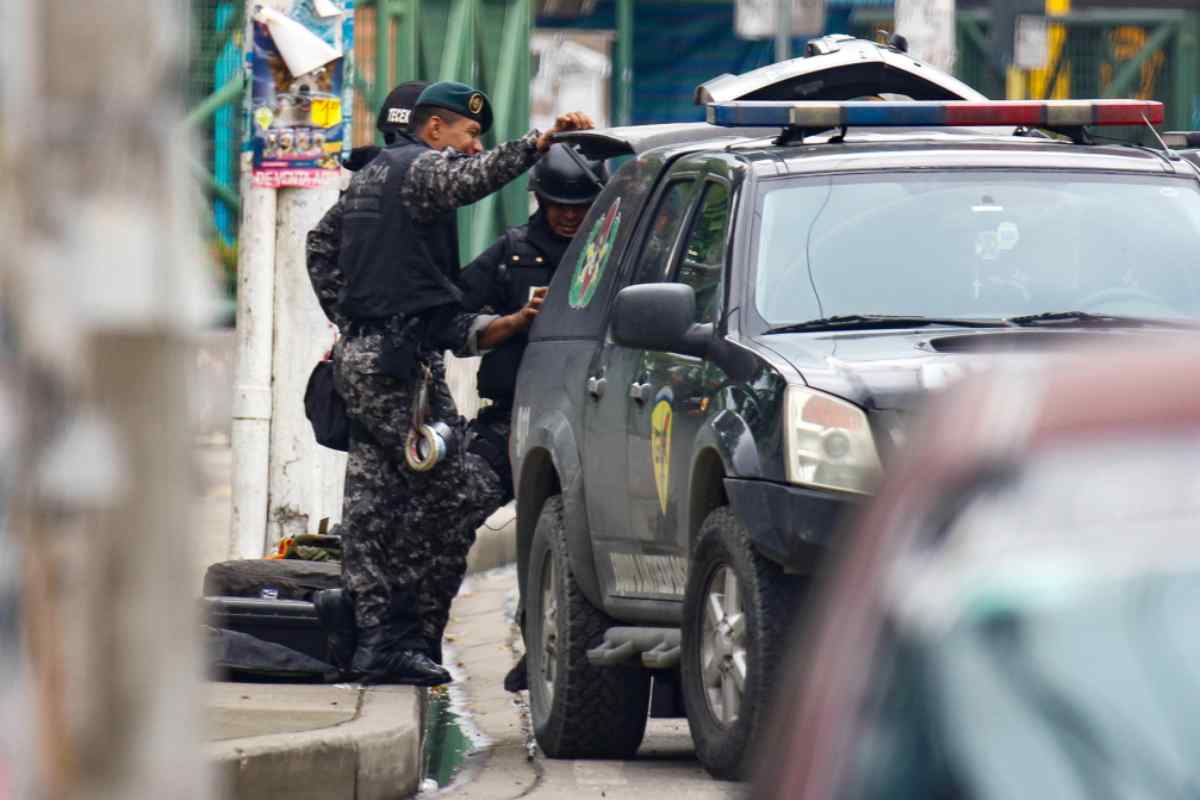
[706,100,1165,145]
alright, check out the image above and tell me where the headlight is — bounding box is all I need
[784,386,882,495]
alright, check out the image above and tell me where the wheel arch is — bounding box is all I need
[688,445,730,552]
[516,414,605,609]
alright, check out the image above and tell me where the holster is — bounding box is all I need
[377,316,422,380]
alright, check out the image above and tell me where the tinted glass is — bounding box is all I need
[634,180,697,284]
[532,155,664,341]
[753,172,1200,325]
[676,181,730,324]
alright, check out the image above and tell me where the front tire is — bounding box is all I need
[527,495,651,757]
[681,506,801,780]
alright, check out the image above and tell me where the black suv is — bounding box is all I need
[509,36,1200,779]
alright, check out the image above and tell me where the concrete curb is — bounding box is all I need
[466,505,517,575]
[208,686,426,800]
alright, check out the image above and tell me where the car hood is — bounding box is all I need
[756,327,1182,412]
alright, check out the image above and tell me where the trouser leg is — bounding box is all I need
[405,448,503,658]
[421,517,480,662]
[340,435,399,635]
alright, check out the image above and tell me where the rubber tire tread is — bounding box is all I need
[681,506,802,780]
[527,495,651,758]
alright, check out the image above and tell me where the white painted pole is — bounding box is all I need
[230,177,278,558]
[775,0,793,61]
[266,187,346,545]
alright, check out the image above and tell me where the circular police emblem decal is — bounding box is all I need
[468,93,484,115]
[568,197,621,309]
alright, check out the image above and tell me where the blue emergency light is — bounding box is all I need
[705,100,1165,130]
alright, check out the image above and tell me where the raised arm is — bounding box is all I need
[400,112,595,223]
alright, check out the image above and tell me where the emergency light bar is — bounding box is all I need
[705,100,1164,129]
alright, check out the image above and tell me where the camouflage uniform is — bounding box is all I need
[332,330,501,657]
[306,132,543,663]
[306,199,350,332]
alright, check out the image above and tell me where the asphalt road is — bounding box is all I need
[439,567,743,800]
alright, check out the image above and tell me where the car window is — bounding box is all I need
[531,154,666,341]
[675,181,730,325]
[633,179,697,285]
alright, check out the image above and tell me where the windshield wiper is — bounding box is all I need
[1006,311,1200,329]
[764,314,1011,335]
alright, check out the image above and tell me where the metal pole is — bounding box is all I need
[183,73,245,128]
[616,0,634,126]
[775,0,792,62]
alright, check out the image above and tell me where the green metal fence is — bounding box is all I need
[853,7,1200,133]
[189,0,245,293]
[351,0,532,258]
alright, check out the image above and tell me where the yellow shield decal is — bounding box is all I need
[650,388,674,515]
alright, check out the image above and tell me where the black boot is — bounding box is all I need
[503,654,528,692]
[351,629,451,687]
[313,589,357,673]
[366,650,451,687]
[426,637,444,666]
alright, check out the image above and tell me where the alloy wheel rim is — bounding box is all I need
[699,564,746,727]
[540,552,558,700]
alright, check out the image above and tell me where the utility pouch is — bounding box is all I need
[377,316,420,380]
[304,359,350,452]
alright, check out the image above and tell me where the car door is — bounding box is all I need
[626,176,733,564]
[582,166,701,598]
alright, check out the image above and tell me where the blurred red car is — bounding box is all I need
[755,345,1200,800]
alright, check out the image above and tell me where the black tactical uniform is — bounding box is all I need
[457,211,566,484]
[459,144,608,502]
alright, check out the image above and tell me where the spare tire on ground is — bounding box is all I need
[202,559,341,602]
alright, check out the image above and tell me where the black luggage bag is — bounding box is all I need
[203,596,331,664]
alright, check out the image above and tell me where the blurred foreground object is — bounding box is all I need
[755,347,1200,800]
[0,0,215,798]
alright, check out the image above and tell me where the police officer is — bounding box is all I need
[307,80,427,673]
[458,144,608,496]
[328,81,593,686]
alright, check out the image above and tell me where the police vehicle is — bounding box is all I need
[508,35,1200,779]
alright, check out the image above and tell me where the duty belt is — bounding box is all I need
[344,315,407,339]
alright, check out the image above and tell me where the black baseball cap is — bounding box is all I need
[415,81,493,135]
[376,80,431,139]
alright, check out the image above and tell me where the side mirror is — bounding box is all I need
[611,283,710,358]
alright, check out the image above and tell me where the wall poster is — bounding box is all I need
[247,0,355,189]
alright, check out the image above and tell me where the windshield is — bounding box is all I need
[753,171,1200,326]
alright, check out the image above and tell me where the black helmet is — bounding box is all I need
[529,144,608,205]
[376,80,431,143]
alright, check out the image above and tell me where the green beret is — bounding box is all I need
[415,81,493,134]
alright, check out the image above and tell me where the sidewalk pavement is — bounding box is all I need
[203,510,518,800]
